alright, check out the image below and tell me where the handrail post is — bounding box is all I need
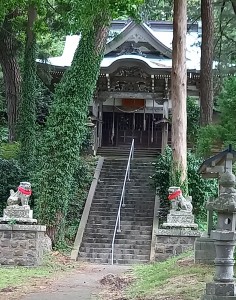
[111,139,134,264]
[122,191,125,207]
[117,212,121,233]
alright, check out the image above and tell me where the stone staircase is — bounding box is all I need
[97,147,160,159]
[79,158,155,264]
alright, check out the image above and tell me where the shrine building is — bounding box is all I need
[37,20,201,154]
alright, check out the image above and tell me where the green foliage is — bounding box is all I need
[0,159,22,212]
[152,147,218,227]
[197,124,222,157]
[35,25,107,244]
[65,156,97,243]
[197,77,236,157]
[0,142,20,160]
[18,34,37,174]
[128,253,213,300]
[187,97,200,147]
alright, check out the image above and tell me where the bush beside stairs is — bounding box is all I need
[78,157,156,264]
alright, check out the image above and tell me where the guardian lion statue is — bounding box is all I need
[168,186,193,213]
[7,182,32,207]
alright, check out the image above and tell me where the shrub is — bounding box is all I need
[0,159,22,212]
[152,147,218,229]
[0,142,20,160]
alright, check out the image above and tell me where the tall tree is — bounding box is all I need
[18,4,37,173]
[171,0,187,185]
[200,0,214,126]
[0,11,21,142]
[35,0,144,244]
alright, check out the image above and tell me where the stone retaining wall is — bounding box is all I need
[154,228,200,261]
[0,224,47,266]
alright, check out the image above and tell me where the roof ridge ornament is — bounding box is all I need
[117,43,146,57]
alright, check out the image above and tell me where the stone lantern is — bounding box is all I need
[202,172,236,299]
[195,145,236,265]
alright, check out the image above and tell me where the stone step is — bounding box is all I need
[84,228,152,236]
[89,212,154,219]
[86,224,152,231]
[79,251,150,261]
[88,214,153,221]
[80,242,151,250]
[83,234,151,244]
[79,247,150,256]
[78,256,149,265]
[87,219,153,227]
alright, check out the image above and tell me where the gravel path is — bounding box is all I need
[21,264,130,300]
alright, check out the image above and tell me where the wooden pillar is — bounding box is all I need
[161,100,169,154]
[98,101,103,147]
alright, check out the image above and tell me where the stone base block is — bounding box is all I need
[194,236,216,265]
[3,206,33,219]
[166,212,195,224]
[0,224,48,266]
[202,296,236,299]
[154,228,201,262]
[206,282,236,296]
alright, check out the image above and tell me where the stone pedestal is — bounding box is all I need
[155,208,200,261]
[162,210,198,229]
[0,224,47,266]
[0,205,37,224]
[154,228,200,261]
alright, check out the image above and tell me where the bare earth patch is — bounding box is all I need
[99,273,134,300]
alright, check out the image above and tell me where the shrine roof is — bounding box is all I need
[37,20,202,72]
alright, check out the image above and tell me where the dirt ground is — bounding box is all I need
[0,263,130,300]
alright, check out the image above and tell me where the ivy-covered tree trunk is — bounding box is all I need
[36,22,109,244]
[0,12,21,142]
[171,0,187,185]
[200,0,214,126]
[18,5,37,172]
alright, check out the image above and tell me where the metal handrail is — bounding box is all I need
[111,139,134,264]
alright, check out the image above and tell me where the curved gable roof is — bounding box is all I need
[105,21,172,58]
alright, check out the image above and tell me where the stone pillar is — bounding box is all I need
[202,172,236,299]
[98,102,103,147]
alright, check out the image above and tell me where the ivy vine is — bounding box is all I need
[35,24,108,244]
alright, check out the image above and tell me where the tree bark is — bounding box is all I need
[231,0,236,14]
[18,5,37,172]
[200,0,214,126]
[0,13,21,142]
[35,19,109,244]
[171,0,187,184]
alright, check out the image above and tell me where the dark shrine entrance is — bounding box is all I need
[102,112,163,149]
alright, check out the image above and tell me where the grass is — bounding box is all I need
[126,252,214,300]
[0,252,76,291]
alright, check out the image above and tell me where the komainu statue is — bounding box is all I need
[7,182,32,207]
[168,186,193,212]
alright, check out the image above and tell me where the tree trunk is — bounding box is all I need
[200,0,214,126]
[0,14,21,142]
[36,19,110,244]
[171,0,187,184]
[18,5,37,172]
[231,0,236,14]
